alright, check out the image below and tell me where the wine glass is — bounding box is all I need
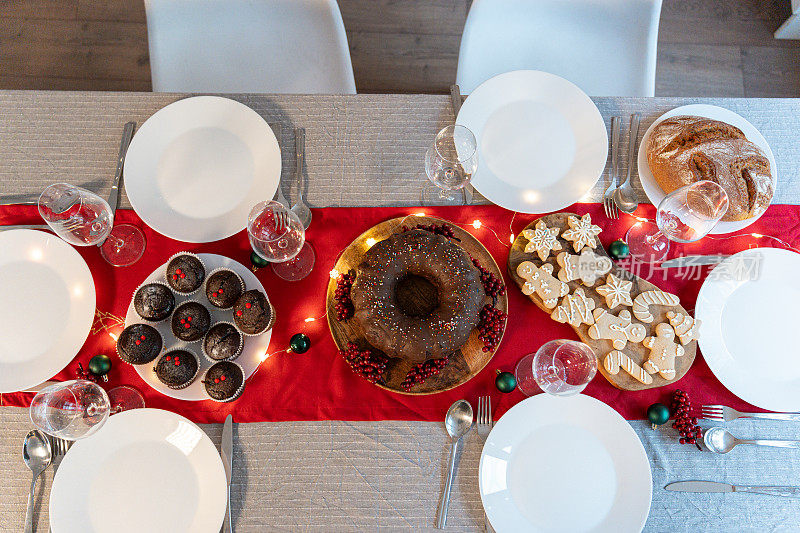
[29,380,111,440]
[38,183,146,266]
[248,200,315,281]
[422,125,478,205]
[515,340,597,397]
[626,180,729,262]
[107,385,146,413]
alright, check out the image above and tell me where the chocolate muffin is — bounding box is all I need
[153,349,199,390]
[203,323,243,361]
[133,282,175,322]
[203,361,245,402]
[117,323,163,365]
[171,301,211,342]
[205,269,244,309]
[165,253,205,294]
[232,290,273,335]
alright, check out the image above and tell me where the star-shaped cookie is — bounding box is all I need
[561,213,602,252]
[595,273,634,309]
[522,220,562,261]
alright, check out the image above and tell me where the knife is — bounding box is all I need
[666,481,800,498]
[107,121,136,218]
[450,84,474,205]
[221,414,233,532]
[659,255,730,269]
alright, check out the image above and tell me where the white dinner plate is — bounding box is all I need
[637,104,777,234]
[480,394,652,533]
[50,408,227,533]
[124,96,281,243]
[697,248,800,411]
[127,253,272,401]
[457,70,608,214]
[0,229,95,392]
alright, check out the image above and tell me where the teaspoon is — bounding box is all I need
[704,427,800,454]
[436,399,473,529]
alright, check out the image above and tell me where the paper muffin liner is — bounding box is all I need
[235,297,276,337]
[201,321,244,363]
[204,267,245,309]
[131,280,176,323]
[115,323,164,366]
[153,347,200,390]
[170,299,211,344]
[163,251,206,296]
[202,361,246,403]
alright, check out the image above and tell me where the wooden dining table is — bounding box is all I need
[2,91,800,531]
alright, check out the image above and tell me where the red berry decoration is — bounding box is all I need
[340,342,387,384]
[403,223,460,241]
[671,389,702,450]
[401,355,449,391]
[471,258,506,299]
[477,304,507,352]
[334,271,356,321]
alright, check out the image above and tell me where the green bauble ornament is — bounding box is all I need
[250,250,270,269]
[608,239,630,260]
[647,402,670,429]
[495,370,517,393]
[88,354,112,381]
[288,333,311,354]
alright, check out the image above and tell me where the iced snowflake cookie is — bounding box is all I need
[521,220,562,261]
[551,288,596,327]
[642,322,685,380]
[666,311,701,345]
[588,309,646,350]
[516,261,570,309]
[633,290,680,323]
[556,249,613,286]
[595,273,634,309]
[561,213,602,252]
[604,350,653,385]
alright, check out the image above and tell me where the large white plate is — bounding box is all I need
[637,104,777,234]
[697,248,800,411]
[124,96,281,243]
[0,230,95,392]
[457,70,608,214]
[127,253,272,401]
[50,408,226,533]
[480,394,652,533]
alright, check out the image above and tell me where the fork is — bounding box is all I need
[702,405,800,422]
[48,435,72,474]
[602,116,621,219]
[476,396,494,533]
[290,128,312,230]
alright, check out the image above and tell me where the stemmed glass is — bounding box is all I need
[422,125,479,205]
[29,380,111,440]
[248,200,315,281]
[38,183,146,266]
[626,180,729,262]
[515,340,597,397]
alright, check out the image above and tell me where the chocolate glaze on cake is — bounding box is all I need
[171,301,211,342]
[233,290,272,335]
[205,269,244,309]
[350,229,484,363]
[117,323,163,364]
[153,349,199,389]
[133,283,175,321]
[166,253,205,294]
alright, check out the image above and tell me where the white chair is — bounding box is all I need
[144,0,356,94]
[456,0,662,96]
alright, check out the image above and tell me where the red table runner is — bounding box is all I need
[2,203,800,423]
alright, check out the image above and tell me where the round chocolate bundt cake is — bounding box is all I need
[350,229,484,363]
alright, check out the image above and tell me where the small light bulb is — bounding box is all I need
[304,317,316,323]
[260,352,269,363]
[509,233,515,244]
[415,212,426,217]
[108,332,119,342]
[472,220,482,229]
[366,237,377,247]
[751,233,764,238]
[329,268,340,279]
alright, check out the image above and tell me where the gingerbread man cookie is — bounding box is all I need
[595,273,634,309]
[632,290,680,323]
[561,213,602,252]
[666,311,701,345]
[588,309,646,350]
[516,261,570,309]
[604,350,653,385]
[551,288,596,327]
[556,249,613,286]
[521,220,562,261]
[642,322,685,380]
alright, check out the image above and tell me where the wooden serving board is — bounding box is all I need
[508,212,697,391]
[327,215,508,395]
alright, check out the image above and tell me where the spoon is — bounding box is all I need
[23,429,52,533]
[704,426,800,454]
[614,113,641,214]
[436,399,473,529]
[290,127,312,230]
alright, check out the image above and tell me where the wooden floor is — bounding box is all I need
[0,0,798,96]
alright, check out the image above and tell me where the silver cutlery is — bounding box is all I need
[450,84,475,205]
[666,480,800,498]
[48,435,72,475]
[476,396,494,533]
[0,224,50,232]
[290,128,312,230]
[614,113,640,214]
[702,405,800,422]
[221,414,233,533]
[436,399,473,529]
[23,430,52,533]
[704,426,800,454]
[603,116,621,219]
[660,254,730,269]
[108,122,136,218]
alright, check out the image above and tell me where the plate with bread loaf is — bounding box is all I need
[638,104,777,234]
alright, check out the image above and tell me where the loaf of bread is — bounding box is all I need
[646,116,773,221]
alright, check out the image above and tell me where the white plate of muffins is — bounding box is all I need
[637,104,777,234]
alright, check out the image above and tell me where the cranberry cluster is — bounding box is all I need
[401,355,449,391]
[472,258,506,299]
[340,342,387,384]
[402,223,460,241]
[478,304,506,352]
[334,271,356,321]
[671,389,702,447]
